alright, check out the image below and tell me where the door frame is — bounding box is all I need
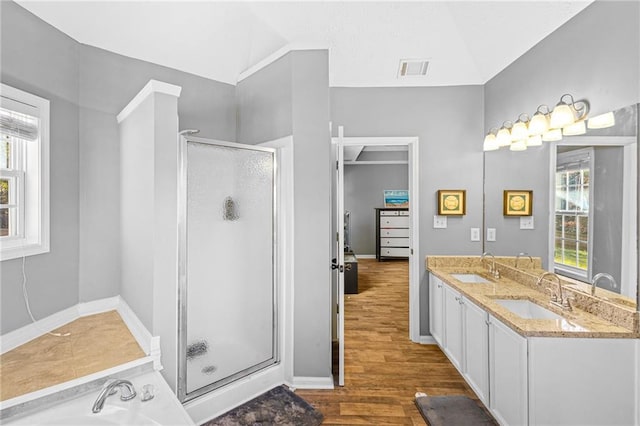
[332,132,421,343]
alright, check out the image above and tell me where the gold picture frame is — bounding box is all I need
[503,190,533,216]
[437,190,466,215]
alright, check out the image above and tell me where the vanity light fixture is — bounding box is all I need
[587,111,615,129]
[496,121,513,147]
[511,114,530,141]
[528,105,550,136]
[542,128,563,142]
[527,134,543,147]
[483,128,499,151]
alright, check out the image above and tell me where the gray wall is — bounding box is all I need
[331,86,485,335]
[483,0,640,264]
[1,1,80,334]
[344,164,408,255]
[237,50,332,379]
[1,1,237,334]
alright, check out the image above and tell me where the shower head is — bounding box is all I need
[179,129,200,136]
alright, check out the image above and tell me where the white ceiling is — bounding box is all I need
[15,1,593,87]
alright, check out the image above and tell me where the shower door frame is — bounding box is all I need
[176,135,279,403]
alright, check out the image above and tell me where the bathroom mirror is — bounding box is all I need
[483,103,638,311]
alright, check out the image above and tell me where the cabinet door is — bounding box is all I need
[443,284,463,372]
[462,297,489,405]
[429,274,444,346]
[489,315,528,426]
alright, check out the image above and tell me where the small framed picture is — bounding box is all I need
[437,190,466,215]
[383,190,409,208]
[503,190,533,216]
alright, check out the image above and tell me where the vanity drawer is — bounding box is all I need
[380,238,409,247]
[380,216,409,228]
[380,247,410,257]
[380,228,410,238]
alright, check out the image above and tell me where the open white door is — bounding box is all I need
[334,127,345,387]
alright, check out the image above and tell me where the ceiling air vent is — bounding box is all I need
[398,59,429,78]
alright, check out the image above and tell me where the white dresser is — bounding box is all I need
[375,208,410,260]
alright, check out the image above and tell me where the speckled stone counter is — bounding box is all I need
[426,256,639,338]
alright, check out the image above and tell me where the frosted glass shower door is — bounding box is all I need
[181,139,276,400]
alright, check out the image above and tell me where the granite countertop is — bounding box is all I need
[428,266,638,339]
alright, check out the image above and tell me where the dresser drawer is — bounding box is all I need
[380,216,409,228]
[380,228,410,238]
[380,247,410,257]
[380,237,409,247]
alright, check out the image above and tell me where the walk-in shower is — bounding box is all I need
[177,135,278,403]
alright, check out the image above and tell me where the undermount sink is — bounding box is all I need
[451,273,490,283]
[495,299,563,320]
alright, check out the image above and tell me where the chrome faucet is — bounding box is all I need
[537,272,571,310]
[591,272,617,296]
[481,251,495,273]
[515,252,533,268]
[92,379,137,413]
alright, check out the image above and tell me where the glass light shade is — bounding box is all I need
[511,120,529,141]
[562,120,586,136]
[528,112,549,135]
[550,102,575,129]
[527,135,542,147]
[483,133,499,151]
[496,127,512,147]
[587,111,615,129]
[542,128,563,142]
[510,139,527,151]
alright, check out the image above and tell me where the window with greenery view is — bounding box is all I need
[554,148,592,277]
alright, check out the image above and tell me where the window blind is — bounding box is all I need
[0,107,38,141]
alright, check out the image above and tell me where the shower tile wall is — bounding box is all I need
[0,311,144,401]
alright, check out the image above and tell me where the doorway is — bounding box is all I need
[332,129,420,386]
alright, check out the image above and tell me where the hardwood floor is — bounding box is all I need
[296,259,479,425]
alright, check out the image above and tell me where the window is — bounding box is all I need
[554,148,592,279]
[0,84,49,260]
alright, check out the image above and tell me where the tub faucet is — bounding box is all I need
[92,379,137,413]
[591,272,617,296]
[537,272,571,310]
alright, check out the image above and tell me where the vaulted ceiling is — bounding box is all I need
[16,1,593,87]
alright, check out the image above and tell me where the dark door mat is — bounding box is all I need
[201,385,323,426]
[415,393,497,426]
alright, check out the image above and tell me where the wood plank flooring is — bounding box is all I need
[296,259,479,425]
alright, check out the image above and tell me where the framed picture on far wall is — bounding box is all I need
[383,190,409,208]
[503,190,533,216]
[437,189,466,215]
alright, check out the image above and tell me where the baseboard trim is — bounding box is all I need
[418,335,437,345]
[289,376,335,389]
[1,296,153,356]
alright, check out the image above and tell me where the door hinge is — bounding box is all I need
[337,304,340,314]
[336,232,339,242]
[411,248,414,255]
[336,160,339,170]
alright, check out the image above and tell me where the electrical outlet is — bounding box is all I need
[520,216,535,229]
[470,228,480,241]
[486,228,496,241]
[433,215,447,229]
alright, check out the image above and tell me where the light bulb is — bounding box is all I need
[510,140,527,151]
[528,111,549,135]
[483,133,499,151]
[527,135,542,147]
[542,128,563,142]
[511,120,529,141]
[550,102,576,129]
[563,120,586,136]
[587,111,615,129]
[496,127,512,147]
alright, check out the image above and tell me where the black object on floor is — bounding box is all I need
[201,385,323,426]
[415,393,497,426]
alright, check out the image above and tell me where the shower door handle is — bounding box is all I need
[331,258,344,273]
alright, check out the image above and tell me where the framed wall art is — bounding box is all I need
[503,190,533,216]
[437,190,466,215]
[383,190,409,208]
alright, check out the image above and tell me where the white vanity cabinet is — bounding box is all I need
[462,298,489,405]
[488,314,528,426]
[429,274,444,346]
[443,284,464,370]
